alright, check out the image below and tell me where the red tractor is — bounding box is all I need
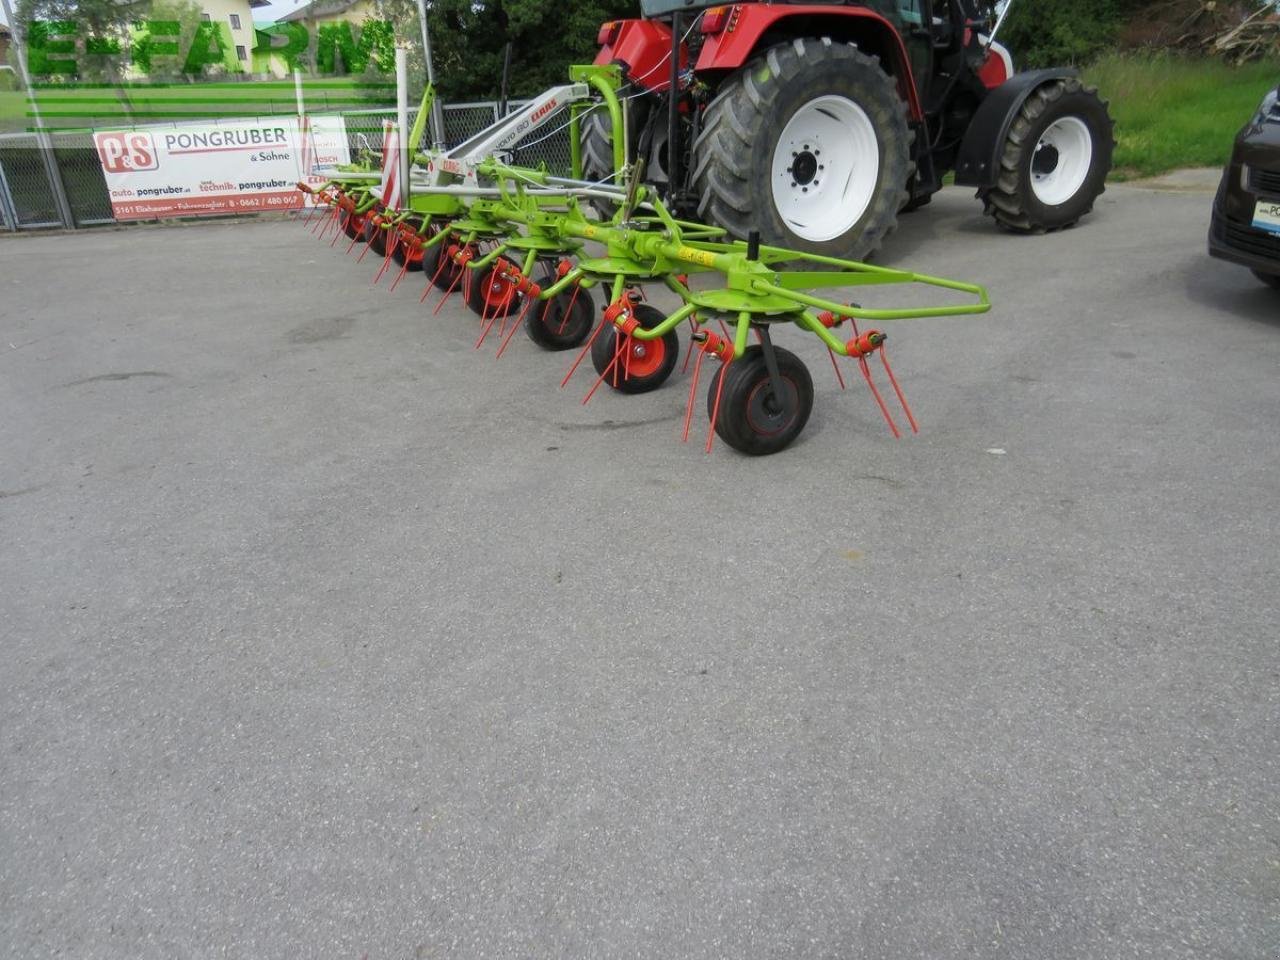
[582,0,1114,261]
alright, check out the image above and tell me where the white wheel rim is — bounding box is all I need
[1030,116,1093,207]
[771,95,879,243]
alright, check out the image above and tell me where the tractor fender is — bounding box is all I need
[694,5,923,121]
[953,67,1080,187]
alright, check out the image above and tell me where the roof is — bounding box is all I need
[279,0,365,22]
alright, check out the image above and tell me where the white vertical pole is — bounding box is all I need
[395,46,410,202]
[414,0,446,148]
[294,68,305,118]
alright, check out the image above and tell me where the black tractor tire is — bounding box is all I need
[526,267,596,350]
[589,302,679,394]
[1252,269,1280,290]
[691,37,913,261]
[581,108,622,187]
[363,216,389,256]
[580,95,651,216]
[979,77,1115,233]
[706,344,814,456]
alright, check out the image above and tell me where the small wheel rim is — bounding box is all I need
[622,333,665,379]
[771,95,880,243]
[481,269,516,310]
[744,376,800,437]
[1030,116,1093,207]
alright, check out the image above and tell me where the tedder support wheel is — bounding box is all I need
[707,343,814,456]
[1253,269,1280,290]
[691,37,912,261]
[342,208,367,240]
[391,217,425,271]
[590,302,679,394]
[363,216,389,256]
[465,261,523,319]
[525,265,595,350]
[421,240,466,293]
[980,77,1115,233]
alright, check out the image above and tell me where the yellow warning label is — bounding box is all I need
[583,225,598,239]
[676,246,717,267]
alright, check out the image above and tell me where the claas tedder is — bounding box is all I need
[296,62,991,456]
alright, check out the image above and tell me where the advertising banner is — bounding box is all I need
[94,116,350,221]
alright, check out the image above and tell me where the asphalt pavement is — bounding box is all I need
[1,181,1277,959]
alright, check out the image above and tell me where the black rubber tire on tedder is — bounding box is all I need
[525,266,596,350]
[691,37,912,262]
[706,344,814,456]
[421,239,466,293]
[589,302,679,394]
[391,217,425,271]
[363,216,389,256]
[342,208,366,240]
[980,77,1115,233]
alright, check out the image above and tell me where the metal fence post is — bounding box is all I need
[0,162,17,231]
[0,0,75,229]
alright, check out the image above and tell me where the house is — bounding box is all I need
[279,0,382,72]
[198,0,271,70]
[279,0,382,32]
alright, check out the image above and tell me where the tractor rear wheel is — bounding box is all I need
[580,95,652,216]
[980,77,1114,233]
[691,38,912,261]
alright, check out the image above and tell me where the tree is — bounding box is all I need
[14,0,147,81]
[131,0,205,81]
[376,0,640,102]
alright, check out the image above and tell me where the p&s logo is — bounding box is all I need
[96,132,159,173]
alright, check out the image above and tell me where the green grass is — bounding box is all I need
[0,89,27,134]
[0,77,394,134]
[1084,53,1280,179]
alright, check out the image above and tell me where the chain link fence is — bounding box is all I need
[0,97,578,230]
[343,101,575,176]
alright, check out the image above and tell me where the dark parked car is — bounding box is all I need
[1209,82,1280,291]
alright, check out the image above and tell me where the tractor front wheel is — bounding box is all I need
[691,38,912,261]
[707,344,814,456]
[589,303,679,394]
[980,77,1114,233]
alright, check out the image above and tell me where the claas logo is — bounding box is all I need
[97,132,159,173]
